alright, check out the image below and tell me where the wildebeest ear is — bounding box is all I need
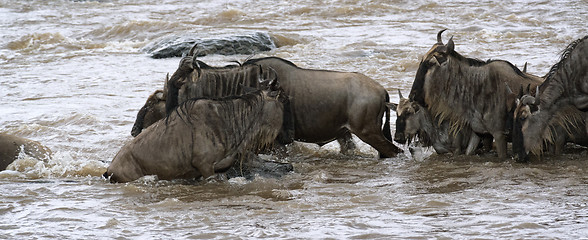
[446,36,454,53]
[386,102,398,111]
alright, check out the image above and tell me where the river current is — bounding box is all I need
[1,0,587,239]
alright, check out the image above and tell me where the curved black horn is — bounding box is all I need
[437,29,447,44]
[188,43,198,56]
[163,73,169,98]
[446,36,455,52]
[397,89,404,99]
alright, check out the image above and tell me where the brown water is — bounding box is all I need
[1,0,587,239]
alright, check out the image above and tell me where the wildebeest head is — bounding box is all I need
[131,89,166,137]
[511,86,540,161]
[390,90,423,145]
[165,44,203,114]
[409,29,454,105]
[257,71,295,145]
[423,29,455,66]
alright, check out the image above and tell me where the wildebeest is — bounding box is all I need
[104,80,287,183]
[512,35,588,160]
[400,30,544,158]
[146,46,401,157]
[0,133,52,170]
[241,57,401,158]
[389,90,486,155]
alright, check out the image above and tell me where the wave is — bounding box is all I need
[84,20,180,42]
[2,151,107,179]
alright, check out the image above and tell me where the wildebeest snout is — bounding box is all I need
[394,132,406,144]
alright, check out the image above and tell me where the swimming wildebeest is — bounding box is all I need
[512,35,588,160]
[240,57,401,158]
[134,47,296,145]
[400,29,543,158]
[514,101,588,158]
[0,133,52,170]
[104,79,287,183]
[153,46,401,158]
[389,90,487,155]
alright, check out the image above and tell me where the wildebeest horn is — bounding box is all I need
[163,73,169,98]
[397,89,404,99]
[523,62,528,73]
[188,43,198,56]
[437,29,447,45]
[446,36,454,52]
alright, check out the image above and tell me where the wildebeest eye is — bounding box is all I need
[435,54,447,65]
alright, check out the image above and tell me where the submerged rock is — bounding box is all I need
[143,32,276,59]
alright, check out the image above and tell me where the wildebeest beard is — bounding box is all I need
[169,90,283,154]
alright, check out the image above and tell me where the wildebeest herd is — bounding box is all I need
[3,30,588,182]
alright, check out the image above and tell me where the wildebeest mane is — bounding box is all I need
[538,35,588,108]
[166,63,263,114]
[244,56,354,74]
[409,50,527,106]
[423,51,532,135]
[170,90,281,153]
[244,57,298,68]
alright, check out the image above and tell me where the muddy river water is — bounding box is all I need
[1,0,587,238]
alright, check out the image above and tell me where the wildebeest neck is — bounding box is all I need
[409,60,433,106]
[173,90,283,152]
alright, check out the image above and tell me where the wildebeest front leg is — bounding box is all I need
[354,129,402,158]
[493,132,507,159]
[464,134,481,155]
[337,129,356,155]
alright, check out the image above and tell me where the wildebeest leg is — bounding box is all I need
[192,152,236,181]
[453,132,464,155]
[353,126,402,158]
[464,134,481,155]
[357,133,401,158]
[337,129,356,155]
[350,108,402,158]
[493,132,507,158]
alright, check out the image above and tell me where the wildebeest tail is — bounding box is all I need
[383,92,393,143]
